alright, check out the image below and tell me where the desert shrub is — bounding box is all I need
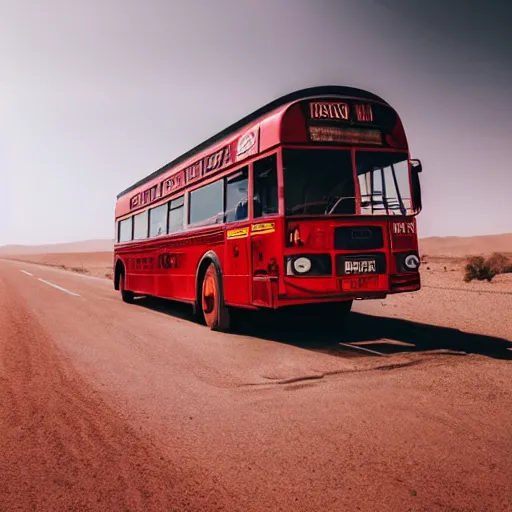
[464,253,512,282]
[486,252,511,275]
[464,256,496,282]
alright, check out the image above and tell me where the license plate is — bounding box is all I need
[344,259,377,274]
[338,275,379,291]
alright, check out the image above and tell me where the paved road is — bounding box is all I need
[1,260,511,512]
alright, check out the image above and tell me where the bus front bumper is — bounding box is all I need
[272,272,420,307]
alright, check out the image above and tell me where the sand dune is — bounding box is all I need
[0,239,114,255]
[4,252,114,279]
[419,233,512,258]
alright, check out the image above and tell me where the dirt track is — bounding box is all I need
[1,259,511,512]
[0,266,215,511]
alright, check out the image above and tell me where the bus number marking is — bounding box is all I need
[309,102,349,121]
[393,222,415,235]
[338,275,379,291]
[344,260,376,274]
[355,104,373,122]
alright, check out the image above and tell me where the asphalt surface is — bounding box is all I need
[1,259,511,512]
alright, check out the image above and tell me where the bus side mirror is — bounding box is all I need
[410,158,422,173]
[410,158,423,213]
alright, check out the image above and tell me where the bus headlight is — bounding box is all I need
[293,257,312,274]
[404,254,420,270]
[285,254,332,276]
[395,252,420,273]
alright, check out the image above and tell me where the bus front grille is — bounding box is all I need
[334,226,384,250]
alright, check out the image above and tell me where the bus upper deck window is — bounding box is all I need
[253,154,278,218]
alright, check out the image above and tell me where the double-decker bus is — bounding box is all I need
[114,86,424,331]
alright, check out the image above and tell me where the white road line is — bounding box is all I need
[20,270,34,277]
[69,272,108,281]
[338,342,386,356]
[37,278,81,297]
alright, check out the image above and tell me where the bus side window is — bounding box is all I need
[168,196,184,233]
[149,203,168,237]
[133,210,149,240]
[189,180,224,227]
[118,217,133,242]
[253,154,278,218]
[225,167,248,223]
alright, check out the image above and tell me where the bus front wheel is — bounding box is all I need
[201,263,230,331]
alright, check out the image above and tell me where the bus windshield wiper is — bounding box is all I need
[325,196,356,215]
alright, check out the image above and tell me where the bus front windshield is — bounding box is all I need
[283,148,413,216]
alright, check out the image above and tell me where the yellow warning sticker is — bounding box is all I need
[251,222,275,235]
[227,227,249,239]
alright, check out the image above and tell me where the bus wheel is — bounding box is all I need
[119,273,134,303]
[201,263,230,331]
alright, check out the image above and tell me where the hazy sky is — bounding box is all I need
[1,0,511,245]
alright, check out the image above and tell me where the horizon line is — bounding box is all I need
[1,231,512,248]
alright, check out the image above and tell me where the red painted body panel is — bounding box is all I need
[113,88,422,312]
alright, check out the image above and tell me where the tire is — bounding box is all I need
[201,262,230,331]
[119,272,134,303]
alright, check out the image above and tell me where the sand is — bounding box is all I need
[3,252,114,279]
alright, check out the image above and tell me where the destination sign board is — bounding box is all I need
[307,101,374,124]
[303,99,406,149]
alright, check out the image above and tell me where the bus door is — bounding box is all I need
[250,154,280,308]
[223,167,251,305]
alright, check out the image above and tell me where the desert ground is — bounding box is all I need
[1,234,511,511]
[3,251,115,279]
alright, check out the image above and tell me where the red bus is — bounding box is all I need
[113,86,424,331]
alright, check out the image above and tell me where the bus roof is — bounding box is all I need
[117,85,389,199]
